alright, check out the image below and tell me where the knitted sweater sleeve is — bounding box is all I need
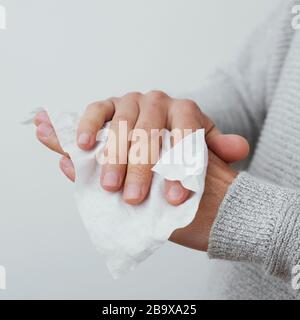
[208,172,300,281]
[203,2,300,281]
[186,9,277,150]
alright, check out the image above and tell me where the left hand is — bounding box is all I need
[170,149,237,251]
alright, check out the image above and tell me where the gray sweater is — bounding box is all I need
[188,0,300,299]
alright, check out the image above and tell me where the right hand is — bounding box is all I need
[34,91,249,206]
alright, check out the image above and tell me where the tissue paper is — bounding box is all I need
[42,111,208,278]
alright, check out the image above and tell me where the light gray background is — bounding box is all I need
[0,0,280,299]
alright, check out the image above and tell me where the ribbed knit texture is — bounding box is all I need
[209,173,300,278]
[187,0,300,299]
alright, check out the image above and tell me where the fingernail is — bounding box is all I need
[168,185,184,201]
[61,158,73,169]
[102,171,120,188]
[124,184,141,200]
[38,123,54,138]
[36,111,49,123]
[78,133,90,146]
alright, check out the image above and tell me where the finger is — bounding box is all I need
[164,180,191,206]
[206,134,250,163]
[169,101,250,163]
[194,111,250,163]
[77,100,115,150]
[34,110,51,126]
[165,99,203,205]
[100,93,140,192]
[59,156,75,182]
[123,91,169,205]
[36,122,66,155]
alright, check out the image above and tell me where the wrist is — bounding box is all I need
[169,151,237,252]
[197,154,237,251]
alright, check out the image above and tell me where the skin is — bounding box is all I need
[34,91,249,251]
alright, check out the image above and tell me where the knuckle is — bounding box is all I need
[145,101,161,113]
[107,96,119,104]
[136,120,153,133]
[123,91,141,101]
[174,99,200,117]
[146,90,167,105]
[183,99,200,113]
[128,165,151,179]
[86,100,112,113]
[113,113,132,124]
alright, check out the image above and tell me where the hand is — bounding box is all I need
[35,91,249,208]
[170,150,238,251]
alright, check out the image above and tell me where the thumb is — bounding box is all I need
[207,132,250,163]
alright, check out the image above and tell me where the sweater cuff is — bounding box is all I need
[208,172,300,279]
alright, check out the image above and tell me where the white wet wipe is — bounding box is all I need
[33,110,208,278]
